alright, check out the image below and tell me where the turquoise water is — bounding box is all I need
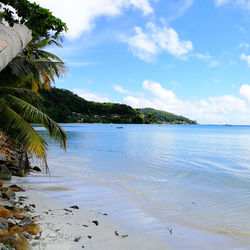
[35,124,250,245]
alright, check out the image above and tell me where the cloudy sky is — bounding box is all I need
[32,0,250,124]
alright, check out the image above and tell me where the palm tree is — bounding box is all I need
[19,38,66,91]
[0,38,66,92]
[0,27,67,162]
[0,83,67,160]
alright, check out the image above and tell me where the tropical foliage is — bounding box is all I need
[139,108,197,124]
[40,88,144,124]
[0,38,66,92]
[0,1,68,161]
[0,0,67,39]
[39,88,197,124]
[0,87,67,158]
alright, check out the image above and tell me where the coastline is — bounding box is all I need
[10,176,168,250]
[7,174,249,250]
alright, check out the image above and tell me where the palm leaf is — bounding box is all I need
[0,87,43,102]
[4,95,67,150]
[37,50,63,62]
[35,39,62,49]
[0,99,47,158]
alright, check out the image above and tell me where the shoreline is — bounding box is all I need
[10,177,168,250]
[6,174,249,250]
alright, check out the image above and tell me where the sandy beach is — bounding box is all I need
[3,173,248,250]
[11,178,168,250]
[1,1,250,249]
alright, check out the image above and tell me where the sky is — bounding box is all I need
[31,0,250,124]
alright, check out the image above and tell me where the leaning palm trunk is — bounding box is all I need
[0,24,32,71]
[0,23,67,176]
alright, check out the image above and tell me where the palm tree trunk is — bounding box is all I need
[0,24,32,71]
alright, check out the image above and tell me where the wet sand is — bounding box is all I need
[17,187,168,250]
[6,174,249,250]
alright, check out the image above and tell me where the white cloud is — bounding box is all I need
[142,80,180,105]
[238,42,249,49]
[122,80,249,124]
[194,52,220,67]
[240,53,250,67]
[215,0,250,10]
[73,88,111,102]
[114,84,145,97]
[120,22,193,61]
[120,26,158,61]
[240,84,250,101]
[114,85,132,94]
[32,0,153,39]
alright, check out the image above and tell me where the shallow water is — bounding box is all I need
[32,124,250,247]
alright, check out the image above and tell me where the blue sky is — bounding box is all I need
[33,0,250,124]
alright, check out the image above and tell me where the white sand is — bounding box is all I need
[15,185,168,250]
[7,176,250,250]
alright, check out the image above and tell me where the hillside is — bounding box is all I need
[139,108,197,124]
[39,88,196,124]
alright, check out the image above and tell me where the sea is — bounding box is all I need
[29,124,250,248]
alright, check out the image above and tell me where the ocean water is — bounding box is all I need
[32,124,250,246]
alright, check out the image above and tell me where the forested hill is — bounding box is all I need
[139,108,197,124]
[39,88,197,124]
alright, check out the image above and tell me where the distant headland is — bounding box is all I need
[40,88,197,125]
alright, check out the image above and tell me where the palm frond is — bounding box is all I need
[35,39,62,49]
[36,50,63,62]
[0,99,47,158]
[0,87,43,102]
[0,56,66,90]
[4,95,67,150]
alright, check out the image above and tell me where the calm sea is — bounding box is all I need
[33,124,250,246]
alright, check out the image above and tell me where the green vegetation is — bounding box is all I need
[39,88,197,124]
[0,0,195,166]
[0,1,67,160]
[0,0,67,39]
[139,108,197,124]
[40,88,144,124]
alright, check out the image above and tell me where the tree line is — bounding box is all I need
[39,88,197,125]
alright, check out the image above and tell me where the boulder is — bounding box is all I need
[13,207,26,214]
[17,218,32,227]
[0,206,12,218]
[0,233,29,250]
[7,219,16,228]
[8,225,23,234]
[22,232,32,240]
[2,188,16,200]
[9,185,25,192]
[0,166,12,180]
[0,218,9,230]
[23,223,40,235]
[0,200,15,209]
[14,214,28,220]
[0,229,9,237]
[70,205,79,209]
[32,166,41,172]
